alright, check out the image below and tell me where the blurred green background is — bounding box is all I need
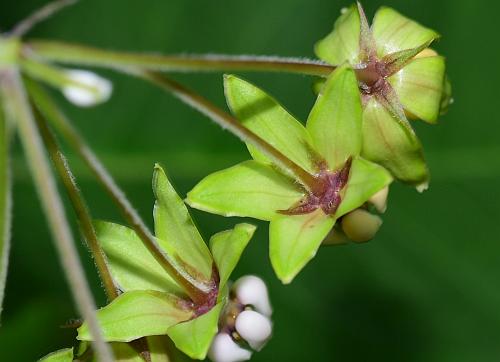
[1,0,499,361]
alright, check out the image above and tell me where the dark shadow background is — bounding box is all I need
[1,0,499,361]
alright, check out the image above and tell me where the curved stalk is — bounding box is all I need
[0,69,113,362]
[10,0,78,37]
[137,70,318,190]
[27,40,335,77]
[26,81,211,305]
[33,103,119,301]
[0,99,12,321]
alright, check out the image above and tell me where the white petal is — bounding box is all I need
[235,310,272,351]
[233,275,272,317]
[368,186,389,213]
[208,333,252,362]
[62,69,112,107]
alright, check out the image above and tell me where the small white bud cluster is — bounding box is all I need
[208,275,272,362]
[62,69,112,107]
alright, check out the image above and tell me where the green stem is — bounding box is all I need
[21,57,99,94]
[32,94,119,301]
[27,40,335,77]
[10,0,78,37]
[0,68,113,362]
[27,81,211,305]
[137,70,318,190]
[0,96,12,322]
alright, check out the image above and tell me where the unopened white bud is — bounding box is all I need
[235,310,272,351]
[368,186,389,213]
[233,275,272,317]
[208,333,252,362]
[62,69,112,107]
[341,209,382,243]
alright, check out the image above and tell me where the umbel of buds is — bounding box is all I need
[62,69,112,107]
[209,275,273,362]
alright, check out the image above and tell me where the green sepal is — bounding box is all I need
[38,348,73,362]
[148,336,174,362]
[336,157,393,217]
[270,210,335,284]
[372,6,439,56]
[389,56,446,123]
[209,223,256,289]
[95,220,185,295]
[361,98,429,186]
[224,74,318,174]
[77,290,193,342]
[314,4,360,65]
[307,63,362,170]
[167,302,225,360]
[109,343,144,362]
[186,160,304,221]
[153,164,213,283]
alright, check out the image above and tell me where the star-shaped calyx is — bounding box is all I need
[77,164,258,360]
[315,3,450,187]
[187,65,393,284]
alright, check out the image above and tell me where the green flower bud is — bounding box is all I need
[341,209,382,243]
[368,186,388,213]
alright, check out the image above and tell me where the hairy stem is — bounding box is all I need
[27,40,335,77]
[10,0,78,37]
[137,70,318,190]
[0,98,12,322]
[0,69,113,361]
[33,99,119,301]
[26,81,211,304]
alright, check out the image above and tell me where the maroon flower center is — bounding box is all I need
[279,157,352,216]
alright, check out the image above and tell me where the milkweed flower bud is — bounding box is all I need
[235,310,272,351]
[62,69,112,107]
[233,275,272,317]
[208,333,252,362]
[368,186,389,213]
[341,209,382,243]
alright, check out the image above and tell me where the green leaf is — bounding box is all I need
[77,290,193,342]
[209,223,256,289]
[153,164,213,283]
[38,348,73,362]
[0,104,11,321]
[186,160,304,221]
[95,221,185,295]
[110,343,144,362]
[361,98,429,185]
[314,5,360,65]
[306,64,362,170]
[336,157,393,217]
[224,74,318,174]
[389,56,446,123]
[372,7,439,56]
[270,210,335,284]
[167,302,225,360]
